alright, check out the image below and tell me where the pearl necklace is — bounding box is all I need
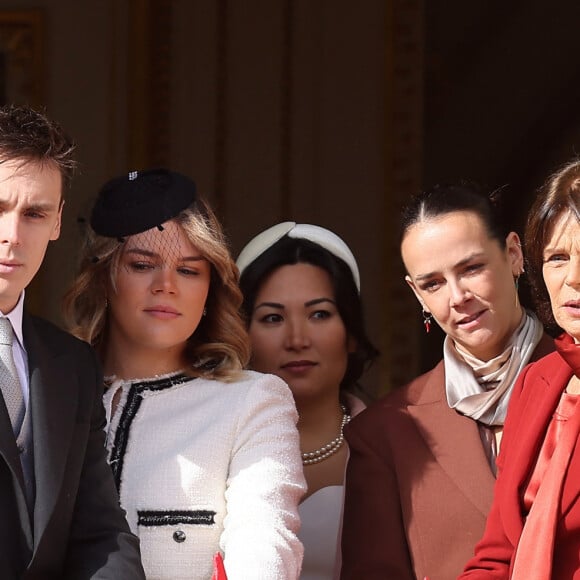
[302,405,352,466]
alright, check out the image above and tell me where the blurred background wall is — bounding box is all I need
[2,0,579,396]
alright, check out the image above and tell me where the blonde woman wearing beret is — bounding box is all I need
[65,170,306,580]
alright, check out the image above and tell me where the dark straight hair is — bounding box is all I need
[400,183,510,249]
[239,236,379,394]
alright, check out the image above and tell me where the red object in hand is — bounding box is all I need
[212,553,227,580]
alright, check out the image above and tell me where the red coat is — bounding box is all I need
[460,349,580,579]
[340,335,554,580]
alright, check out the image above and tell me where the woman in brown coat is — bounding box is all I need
[340,184,553,580]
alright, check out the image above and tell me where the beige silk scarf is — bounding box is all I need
[445,310,544,426]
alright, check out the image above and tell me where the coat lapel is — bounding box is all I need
[407,366,496,517]
[500,356,571,543]
[24,315,78,549]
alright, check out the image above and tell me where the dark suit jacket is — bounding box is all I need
[460,347,580,579]
[0,313,144,579]
[340,334,553,580]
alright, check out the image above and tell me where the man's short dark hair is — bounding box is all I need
[0,104,76,190]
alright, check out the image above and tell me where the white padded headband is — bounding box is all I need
[236,221,360,292]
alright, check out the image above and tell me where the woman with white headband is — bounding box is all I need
[237,222,379,580]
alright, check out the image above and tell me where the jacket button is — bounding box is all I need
[173,530,186,543]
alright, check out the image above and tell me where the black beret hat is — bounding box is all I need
[90,168,197,238]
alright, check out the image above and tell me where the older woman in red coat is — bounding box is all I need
[460,159,580,579]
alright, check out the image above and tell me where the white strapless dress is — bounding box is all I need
[298,485,343,580]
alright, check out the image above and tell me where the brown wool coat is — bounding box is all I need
[340,334,554,580]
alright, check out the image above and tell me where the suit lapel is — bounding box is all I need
[0,391,25,486]
[0,393,32,548]
[408,366,496,517]
[24,315,78,549]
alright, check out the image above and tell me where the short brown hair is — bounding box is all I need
[525,158,580,330]
[0,104,76,190]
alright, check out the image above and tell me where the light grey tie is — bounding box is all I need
[0,318,24,435]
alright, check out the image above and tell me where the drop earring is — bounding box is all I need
[422,310,433,334]
[514,268,524,307]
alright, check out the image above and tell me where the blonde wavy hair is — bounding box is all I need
[63,197,250,381]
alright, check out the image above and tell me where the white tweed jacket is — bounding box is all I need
[103,370,306,580]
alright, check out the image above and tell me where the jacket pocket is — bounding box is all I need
[137,509,219,579]
[138,509,216,527]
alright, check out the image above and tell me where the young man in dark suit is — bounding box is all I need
[0,104,145,579]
